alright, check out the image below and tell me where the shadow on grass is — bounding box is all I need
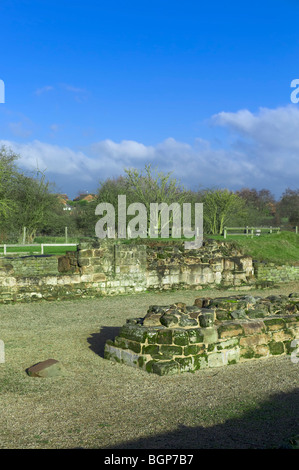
[103,389,299,449]
[87,327,121,358]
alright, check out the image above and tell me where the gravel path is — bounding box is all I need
[0,283,298,449]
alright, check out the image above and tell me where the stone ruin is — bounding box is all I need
[104,293,299,375]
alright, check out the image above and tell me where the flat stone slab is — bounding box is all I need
[26,359,64,378]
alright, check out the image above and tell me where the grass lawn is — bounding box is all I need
[0,244,78,256]
[209,231,299,264]
[0,284,298,449]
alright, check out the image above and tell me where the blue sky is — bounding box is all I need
[1,0,299,199]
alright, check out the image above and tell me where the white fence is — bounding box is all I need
[0,243,77,255]
[223,226,281,239]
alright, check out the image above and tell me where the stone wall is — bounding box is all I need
[104,293,299,375]
[0,238,255,303]
[146,241,253,289]
[0,255,59,276]
[254,261,299,283]
[0,238,294,303]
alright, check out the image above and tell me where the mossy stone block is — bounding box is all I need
[174,356,194,372]
[160,314,179,328]
[146,328,159,344]
[187,329,204,344]
[142,344,160,355]
[193,354,208,370]
[184,344,204,355]
[264,318,286,331]
[173,329,189,346]
[160,345,183,358]
[156,329,173,344]
[120,325,148,343]
[269,341,285,355]
[151,360,180,376]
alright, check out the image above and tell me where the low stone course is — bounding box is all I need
[104,293,299,375]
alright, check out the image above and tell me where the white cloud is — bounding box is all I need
[2,104,299,197]
[211,105,299,183]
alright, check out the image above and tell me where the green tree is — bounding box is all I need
[277,188,299,226]
[0,145,20,219]
[236,187,277,225]
[200,188,246,235]
[9,170,60,242]
[124,164,191,235]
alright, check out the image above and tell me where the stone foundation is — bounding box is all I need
[104,293,299,375]
[254,261,299,283]
[0,239,255,303]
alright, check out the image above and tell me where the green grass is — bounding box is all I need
[0,288,297,449]
[2,231,299,262]
[34,236,80,243]
[0,244,77,256]
[210,231,299,264]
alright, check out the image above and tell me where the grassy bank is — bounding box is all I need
[210,231,299,264]
[1,231,298,262]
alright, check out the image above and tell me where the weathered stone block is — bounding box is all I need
[121,349,141,367]
[193,354,208,370]
[208,351,227,368]
[160,345,183,357]
[26,359,64,378]
[199,312,214,327]
[172,329,189,346]
[114,337,141,353]
[151,360,180,376]
[264,318,286,331]
[156,329,173,344]
[272,330,294,342]
[254,344,270,357]
[239,333,270,348]
[179,315,198,327]
[142,344,159,355]
[120,325,148,343]
[160,313,179,328]
[184,344,204,355]
[92,273,107,282]
[218,323,244,339]
[226,347,240,364]
[217,338,239,350]
[241,320,265,336]
[174,356,194,372]
[268,341,285,355]
[146,328,159,344]
[200,327,218,344]
[187,328,204,344]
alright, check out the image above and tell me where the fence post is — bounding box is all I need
[65,226,68,244]
[224,227,227,239]
[246,226,248,236]
[3,244,6,255]
[251,229,254,239]
[23,227,26,244]
[296,226,298,234]
[41,244,44,255]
